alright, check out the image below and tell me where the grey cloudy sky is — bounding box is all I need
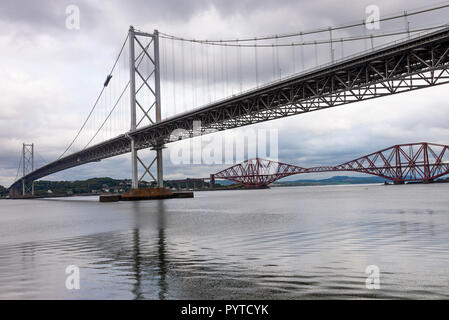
[1,0,449,186]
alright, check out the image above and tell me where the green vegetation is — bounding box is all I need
[31,178,216,196]
[0,185,7,197]
[32,177,132,196]
[1,177,228,198]
[3,175,448,198]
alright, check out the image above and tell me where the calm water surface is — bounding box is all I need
[1,184,449,299]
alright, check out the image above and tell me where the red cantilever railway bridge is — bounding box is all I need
[212,142,449,188]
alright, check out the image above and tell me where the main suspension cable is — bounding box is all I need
[159,2,449,44]
[84,81,130,149]
[58,33,129,159]
[162,24,449,48]
[14,152,22,181]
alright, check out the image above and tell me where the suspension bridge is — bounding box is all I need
[8,4,449,197]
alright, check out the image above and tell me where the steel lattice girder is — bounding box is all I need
[328,142,449,182]
[214,158,307,187]
[214,143,449,187]
[10,27,449,192]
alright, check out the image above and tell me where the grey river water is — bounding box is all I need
[1,183,449,299]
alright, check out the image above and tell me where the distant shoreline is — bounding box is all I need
[1,175,448,199]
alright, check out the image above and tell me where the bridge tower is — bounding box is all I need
[128,26,163,189]
[209,174,215,189]
[21,143,34,196]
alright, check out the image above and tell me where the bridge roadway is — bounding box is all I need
[10,26,449,192]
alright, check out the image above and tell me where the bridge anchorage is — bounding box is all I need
[7,9,449,200]
[212,143,449,188]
